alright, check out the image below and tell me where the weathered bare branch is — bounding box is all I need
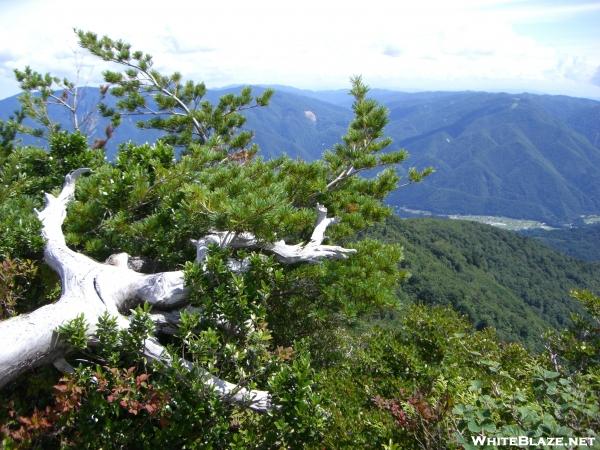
[192,203,356,264]
[326,165,355,190]
[142,338,272,412]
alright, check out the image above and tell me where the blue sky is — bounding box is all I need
[0,0,598,99]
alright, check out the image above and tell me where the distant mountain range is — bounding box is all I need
[2,85,600,225]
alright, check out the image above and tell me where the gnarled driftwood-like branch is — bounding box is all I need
[0,169,356,412]
[191,204,355,265]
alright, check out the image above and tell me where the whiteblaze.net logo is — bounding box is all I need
[471,436,596,447]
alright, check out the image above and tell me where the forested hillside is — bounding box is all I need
[238,86,600,224]
[523,223,600,262]
[368,216,600,349]
[384,92,600,224]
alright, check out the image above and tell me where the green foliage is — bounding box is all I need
[524,223,600,262]
[121,305,156,363]
[319,239,407,317]
[321,77,433,238]
[452,368,599,448]
[12,67,111,145]
[545,289,600,373]
[0,258,37,319]
[1,130,104,195]
[2,272,327,448]
[0,196,44,258]
[260,346,326,448]
[324,76,401,174]
[0,131,105,261]
[76,30,273,150]
[0,110,25,157]
[58,314,89,351]
[318,305,498,448]
[95,312,121,366]
[450,291,600,448]
[367,216,600,349]
[2,29,599,449]
[48,130,105,177]
[183,250,276,383]
[318,301,599,449]
[13,66,67,137]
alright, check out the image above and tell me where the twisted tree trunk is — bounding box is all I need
[0,169,355,411]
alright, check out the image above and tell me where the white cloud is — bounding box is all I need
[0,0,599,99]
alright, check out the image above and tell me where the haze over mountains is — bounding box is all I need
[1,85,599,225]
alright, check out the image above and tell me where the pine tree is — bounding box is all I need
[0,30,431,447]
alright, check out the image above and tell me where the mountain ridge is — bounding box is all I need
[1,85,599,224]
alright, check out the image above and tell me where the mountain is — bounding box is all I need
[0,86,351,161]
[264,84,407,108]
[383,92,600,225]
[368,216,600,349]
[235,87,351,160]
[2,86,600,224]
[256,88,600,225]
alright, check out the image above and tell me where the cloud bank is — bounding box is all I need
[0,0,599,99]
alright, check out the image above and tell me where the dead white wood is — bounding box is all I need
[191,203,356,265]
[326,165,355,190]
[142,338,271,411]
[0,169,356,413]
